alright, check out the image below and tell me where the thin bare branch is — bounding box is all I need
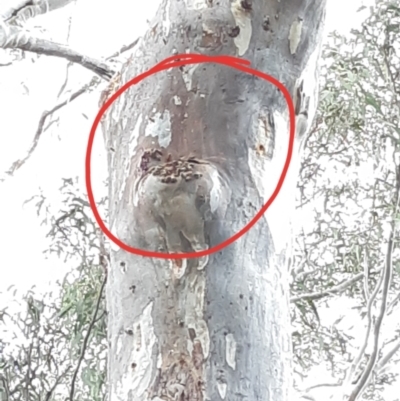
[0,376,10,400]
[375,338,400,374]
[96,228,110,278]
[343,250,385,395]
[362,249,370,300]
[69,272,107,401]
[305,382,342,391]
[347,163,398,401]
[3,76,100,179]
[45,366,71,401]
[2,36,140,179]
[290,273,364,303]
[387,292,400,314]
[382,27,400,106]
[107,37,140,59]
[57,13,74,98]
[0,24,115,80]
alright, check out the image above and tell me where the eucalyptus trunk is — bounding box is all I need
[104,0,326,399]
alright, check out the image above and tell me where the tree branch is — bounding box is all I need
[0,23,115,80]
[2,0,75,25]
[69,272,107,401]
[3,76,100,179]
[342,249,385,396]
[45,366,71,401]
[347,162,399,401]
[1,1,32,20]
[290,273,364,303]
[387,292,400,314]
[2,37,139,180]
[375,338,400,374]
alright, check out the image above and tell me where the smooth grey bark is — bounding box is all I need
[104,0,326,400]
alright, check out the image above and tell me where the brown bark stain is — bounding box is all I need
[149,348,205,401]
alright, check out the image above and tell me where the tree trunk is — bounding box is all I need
[104,0,326,399]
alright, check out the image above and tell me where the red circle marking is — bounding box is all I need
[86,54,296,259]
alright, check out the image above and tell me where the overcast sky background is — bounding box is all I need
[0,0,374,295]
[3,0,395,399]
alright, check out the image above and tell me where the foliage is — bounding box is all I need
[291,0,400,399]
[0,178,108,401]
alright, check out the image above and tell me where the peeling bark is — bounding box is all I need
[105,0,326,400]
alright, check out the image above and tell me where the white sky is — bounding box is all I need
[0,0,374,294]
[3,0,395,399]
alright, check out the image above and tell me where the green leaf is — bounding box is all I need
[364,93,382,114]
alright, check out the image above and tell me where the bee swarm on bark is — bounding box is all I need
[139,149,207,185]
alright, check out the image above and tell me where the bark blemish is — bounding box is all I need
[173,95,182,105]
[289,18,303,55]
[116,336,122,355]
[209,168,224,213]
[192,339,205,369]
[144,111,172,148]
[149,279,207,399]
[162,0,171,36]
[120,262,127,274]
[230,0,252,56]
[117,303,157,399]
[163,354,204,400]
[183,0,209,10]
[188,320,210,359]
[256,143,265,156]
[170,258,188,279]
[228,25,240,38]
[202,22,214,35]
[181,64,198,92]
[225,333,237,369]
[255,112,274,159]
[240,0,252,10]
[262,15,270,31]
[201,22,218,48]
[185,275,210,360]
[134,323,141,351]
[217,380,227,399]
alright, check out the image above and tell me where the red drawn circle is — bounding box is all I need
[86,54,296,259]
